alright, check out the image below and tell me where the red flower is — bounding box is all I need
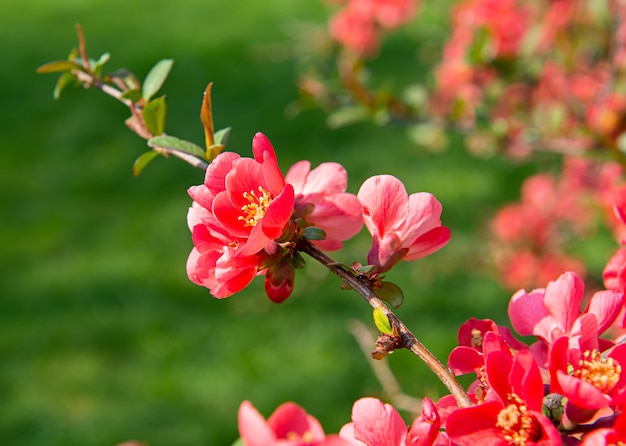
[285,161,363,251]
[357,175,450,273]
[238,400,349,445]
[549,336,626,418]
[186,133,295,299]
[447,349,561,445]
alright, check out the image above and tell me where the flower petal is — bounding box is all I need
[349,397,407,446]
[238,401,277,446]
[358,175,408,238]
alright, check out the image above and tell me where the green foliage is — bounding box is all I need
[142,96,167,136]
[142,59,174,102]
[148,135,205,158]
[373,307,393,335]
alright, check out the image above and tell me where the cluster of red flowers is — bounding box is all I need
[237,269,626,445]
[432,0,626,157]
[327,0,420,56]
[489,156,625,290]
[186,133,449,302]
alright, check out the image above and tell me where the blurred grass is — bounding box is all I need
[0,0,609,445]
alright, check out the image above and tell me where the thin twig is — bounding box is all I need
[348,319,423,415]
[298,239,473,409]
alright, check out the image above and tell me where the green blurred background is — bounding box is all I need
[1,0,607,445]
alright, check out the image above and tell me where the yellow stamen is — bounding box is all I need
[573,349,621,394]
[238,186,273,227]
[496,394,540,446]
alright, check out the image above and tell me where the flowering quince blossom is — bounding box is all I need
[448,320,528,399]
[238,400,350,446]
[186,133,295,300]
[446,344,561,445]
[285,161,363,251]
[339,396,450,446]
[507,271,623,367]
[357,175,450,273]
[549,335,626,423]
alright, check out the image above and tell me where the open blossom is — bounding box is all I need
[357,175,450,273]
[238,400,350,446]
[285,161,363,251]
[446,348,561,445]
[339,397,449,446]
[186,133,295,299]
[508,271,623,367]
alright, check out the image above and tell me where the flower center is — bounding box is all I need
[573,349,621,394]
[496,394,541,446]
[239,186,273,227]
[285,430,315,443]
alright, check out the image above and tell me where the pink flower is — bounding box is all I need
[238,400,350,446]
[339,397,448,446]
[285,161,363,251]
[508,271,623,367]
[186,133,295,299]
[357,175,450,273]
[604,248,626,293]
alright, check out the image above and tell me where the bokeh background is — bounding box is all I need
[1,0,607,445]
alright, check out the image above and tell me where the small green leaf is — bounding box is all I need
[148,135,205,158]
[142,59,174,101]
[142,96,167,136]
[373,307,393,335]
[36,60,85,74]
[301,227,326,241]
[121,88,143,102]
[91,52,111,77]
[292,251,306,269]
[213,127,232,146]
[231,438,244,446]
[373,281,404,309]
[132,150,160,176]
[53,71,77,100]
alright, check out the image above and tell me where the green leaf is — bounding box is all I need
[231,438,244,446]
[148,135,205,158]
[301,227,326,241]
[121,88,143,102]
[292,251,306,269]
[91,52,110,78]
[142,96,167,136]
[53,71,77,100]
[373,281,404,309]
[132,151,160,177]
[36,60,85,74]
[142,59,174,101]
[214,127,231,146]
[373,307,393,335]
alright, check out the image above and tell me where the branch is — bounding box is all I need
[297,239,473,409]
[348,319,424,415]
